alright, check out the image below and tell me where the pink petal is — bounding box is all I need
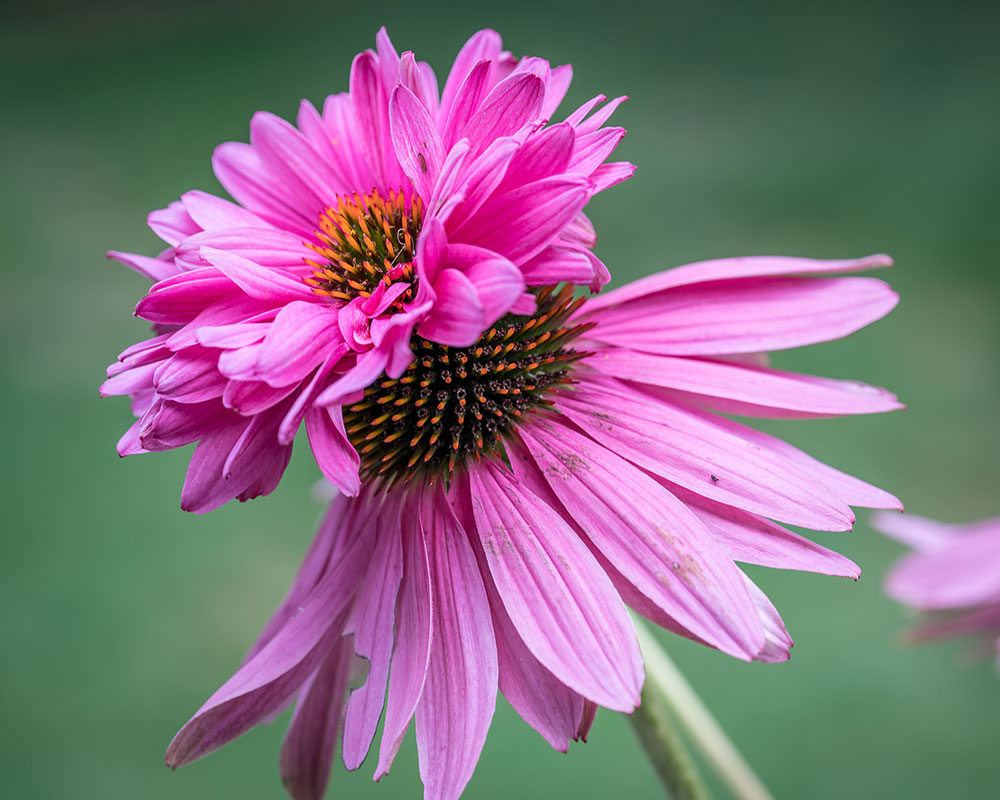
[512,421,766,660]
[305,405,361,497]
[341,496,404,770]
[458,73,544,158]
[251,111,345,212]
[148,200,198,246]
[568,127,626,177]
[574,95,628,134]
[350,52,396,191]
[443,135,520,232]
[153,347,227,404]
[278,635,355,800]
[418,268,485,347]
[212,141,314,236]
[541,64,573,119]
[555,375,854,530]
[454,175,591,265]
[439,30,503,128]
[180,190,271,232]
[586,349,902,418]
[583,276,899,355]
[107,250,180,282]
[869,511,961,552]
[495,123,574,195]
[201,247,315,303]
[583,254,894,315]
[242,301,342,388]
[165,524,368,767]
[375,502,433,780]
[246,496,352,662]
[442,60,493,151]
[669,484,860,578]
[887,527,1000,610]
[389,84,445,201]
[316,348,390,408]
[520,245,598,286]
[468,460,642,712]
[136,268,242,325]
[415,490,498,800]
[462,257,524,326]
[174,228,312,272]
[589,161,635,192]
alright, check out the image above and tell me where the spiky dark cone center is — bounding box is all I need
[344,285,594,485]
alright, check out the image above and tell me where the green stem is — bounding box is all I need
[630,674,712,799]
[633,617,775,800]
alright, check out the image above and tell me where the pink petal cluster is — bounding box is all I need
[167,254,903,800]
[872,511,1000,662]
[101,28,630,512]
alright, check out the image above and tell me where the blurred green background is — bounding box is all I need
[3,0,999,797]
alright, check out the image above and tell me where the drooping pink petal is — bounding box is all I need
[246,496,352,662]
[165,523,368,767]
[415,490,497,800]
[667,484,860,578]
[375,500,433,780]
[556,375,855,530]
[341,495,404,770]
[468,460,643,712]
[174,227,312,272]
[279,635,356,800]
[462,257,524,326]
[511,421,766,660]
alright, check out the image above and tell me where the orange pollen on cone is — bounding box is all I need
[303,188,423,306]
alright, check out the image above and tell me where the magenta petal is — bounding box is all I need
[316,348,390,408]
[108,250,179,282]
[389,84,444,201]
[458,73,545,158]
[148,200,198,246]
[375,504,432,780]
[870,511,957,552]
[495,123,574,194]
[305,406,361,497]
[279,635,355,800]
[462,257,524,326]
[165,526,367,768]
[418,268,485,347]
[180,190,271,232]
[456,175,591,265]
[439,30,503,127]
[415,490,497,800]
[246,301,343,388]
[201,247,315,303]
[469,461,642,712]
[512,421,766,660]
[444,136,519,231]
[442,60,493,151]
[211,141,313,236]
[341,498,404,770]
[520,246,597,286]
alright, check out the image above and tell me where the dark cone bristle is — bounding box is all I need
[343,285,593,486]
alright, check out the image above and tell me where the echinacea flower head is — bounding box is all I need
[872,511,1000,663]
[167,253,903,800]
[101,28,631,512]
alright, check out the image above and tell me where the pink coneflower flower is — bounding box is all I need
[101,28,630,512]
[167,254,902,800]
[872,511,1000,663]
